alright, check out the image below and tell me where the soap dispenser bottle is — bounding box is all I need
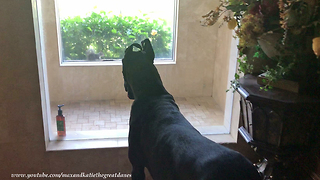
[56,104,66,136]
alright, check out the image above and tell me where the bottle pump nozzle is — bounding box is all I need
[58,104,64,116]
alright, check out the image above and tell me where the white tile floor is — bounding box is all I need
[51,97,224,133]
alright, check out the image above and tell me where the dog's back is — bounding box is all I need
[129,94,260,180]
[123,39,261,180]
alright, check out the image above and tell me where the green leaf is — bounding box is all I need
[60,12,173,60]
[253,52,260,58]
[234,73,240,80]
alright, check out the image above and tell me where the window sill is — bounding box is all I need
[46,134,237,151]
[46,138,128,151]
[59,59,176,67]
[46,131,237,151]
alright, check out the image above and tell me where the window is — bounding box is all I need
[33,0,242,151]
[56,0,177,65]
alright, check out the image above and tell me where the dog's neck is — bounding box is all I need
[127,63,169,100]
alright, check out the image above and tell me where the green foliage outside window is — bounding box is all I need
[60,11,173,60]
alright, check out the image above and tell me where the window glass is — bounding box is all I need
[57,0,176,62]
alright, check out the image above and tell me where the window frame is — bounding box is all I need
[54,0,179,66]
[32,0,241,151]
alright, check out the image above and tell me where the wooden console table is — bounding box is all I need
[235,75,320,180]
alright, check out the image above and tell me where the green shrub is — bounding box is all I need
[60,11,173,60]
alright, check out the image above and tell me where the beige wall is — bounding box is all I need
[212,25,233,109]
[42,0,230,110]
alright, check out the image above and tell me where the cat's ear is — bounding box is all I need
[141,39,155,64]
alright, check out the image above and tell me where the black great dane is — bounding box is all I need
[122,39,261,180]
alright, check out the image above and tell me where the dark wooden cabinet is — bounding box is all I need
[236,75,320,180]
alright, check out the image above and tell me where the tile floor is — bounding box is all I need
[51,97,224,132]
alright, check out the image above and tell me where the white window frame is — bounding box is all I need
[32,0,241,151]
[55,0,179,67]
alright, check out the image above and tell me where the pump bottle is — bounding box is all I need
[56,104,66,136]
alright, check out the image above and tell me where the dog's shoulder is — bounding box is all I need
[132,94,177,110]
